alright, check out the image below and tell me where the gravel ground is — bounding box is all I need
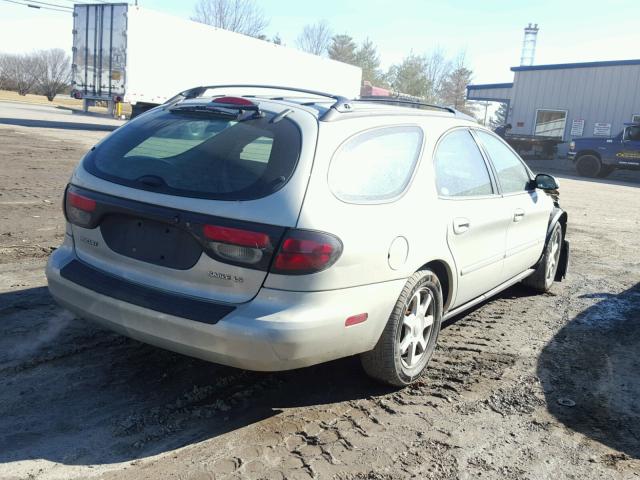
[1,105,639,480]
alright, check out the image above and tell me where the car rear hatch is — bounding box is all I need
[65,98,318,304]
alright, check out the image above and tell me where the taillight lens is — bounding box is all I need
[271,230,342,275]
[203,225,270,248]
[65,188,97,228]
[203,224,272,265]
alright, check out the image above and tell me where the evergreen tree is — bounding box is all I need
[489,102,508,128]
[355,39,383,84]
[386,54,430,98]
[439,54,476,116]
[328,34,357,65]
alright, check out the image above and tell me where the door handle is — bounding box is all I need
[453,217,470,234]
[513,209,525,222]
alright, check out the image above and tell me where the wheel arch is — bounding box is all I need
[417,259,454,311]
[575,149,601,161]
[532,207,568,271]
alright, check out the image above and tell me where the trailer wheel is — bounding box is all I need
[576,154,601,178]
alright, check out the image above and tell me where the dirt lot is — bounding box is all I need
[1,104,639,480]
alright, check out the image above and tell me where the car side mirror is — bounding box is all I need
[534,173,559,191]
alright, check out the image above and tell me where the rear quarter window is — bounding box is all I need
[328,126,424,203]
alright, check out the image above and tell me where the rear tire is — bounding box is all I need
[523,222,563,293]
[361,270,443,386]
[576,154,601,177]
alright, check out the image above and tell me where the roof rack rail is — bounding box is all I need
[163,84,352,120]
[355,96,456,114]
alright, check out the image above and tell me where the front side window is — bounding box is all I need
[534,109,567,138]
[83,108,301,200]
[475,131,531,194]
[434,129,493,197]
[328,126,423,203]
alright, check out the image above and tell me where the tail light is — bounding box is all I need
[65,187,97,228]
[270,230,342,275]
[203,224,273,266]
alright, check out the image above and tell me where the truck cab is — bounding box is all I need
[569,123,640,177]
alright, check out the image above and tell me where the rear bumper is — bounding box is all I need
[46,244,404,371]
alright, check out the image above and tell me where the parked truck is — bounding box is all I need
[71,3,362,117]
[568,123,640,178]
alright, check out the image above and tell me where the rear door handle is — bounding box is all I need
[453,217,470,234]
[513,209,525,222]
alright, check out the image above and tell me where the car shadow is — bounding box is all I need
[0,286,393,467]
[536,282,640,459]
[0,117,119,132]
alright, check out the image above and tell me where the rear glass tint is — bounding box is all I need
[83,108,301,200]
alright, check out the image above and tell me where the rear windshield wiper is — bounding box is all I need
[168,105,240,119]
[135,174,168,189]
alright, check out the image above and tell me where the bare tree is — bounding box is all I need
[192,0,269,37]
[423,48,451,103]
[0,53,38,96]
[33,49,70,101]
[296,21,332,56]
[0,54,9,91]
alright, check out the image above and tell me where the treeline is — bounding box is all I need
[0,49,71,101]
[296,22,475,115]
[190,0,476,115]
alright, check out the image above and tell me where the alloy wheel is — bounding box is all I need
[398,287,434,369]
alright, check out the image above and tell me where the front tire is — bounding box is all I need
[523,222,563,293]
[361,270,443,386]
[597,165,614,178]
[576,154,601,177]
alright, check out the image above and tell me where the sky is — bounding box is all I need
[0,0,638,84]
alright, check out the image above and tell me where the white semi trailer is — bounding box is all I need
[71,3,362,116]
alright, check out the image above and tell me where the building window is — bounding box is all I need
[632,114,640,124]
[534,109,567,138]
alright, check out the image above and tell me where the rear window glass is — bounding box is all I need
[83,108,301,200]
[328,126,423,203]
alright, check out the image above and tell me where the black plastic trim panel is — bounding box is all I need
[60,259,235,324]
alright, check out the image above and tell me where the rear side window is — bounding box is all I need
[83,108,301,200]
[329,126,423,203]
[475,131,531,193]
[434,129,493,197]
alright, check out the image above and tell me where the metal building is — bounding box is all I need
[467,59,640,145]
